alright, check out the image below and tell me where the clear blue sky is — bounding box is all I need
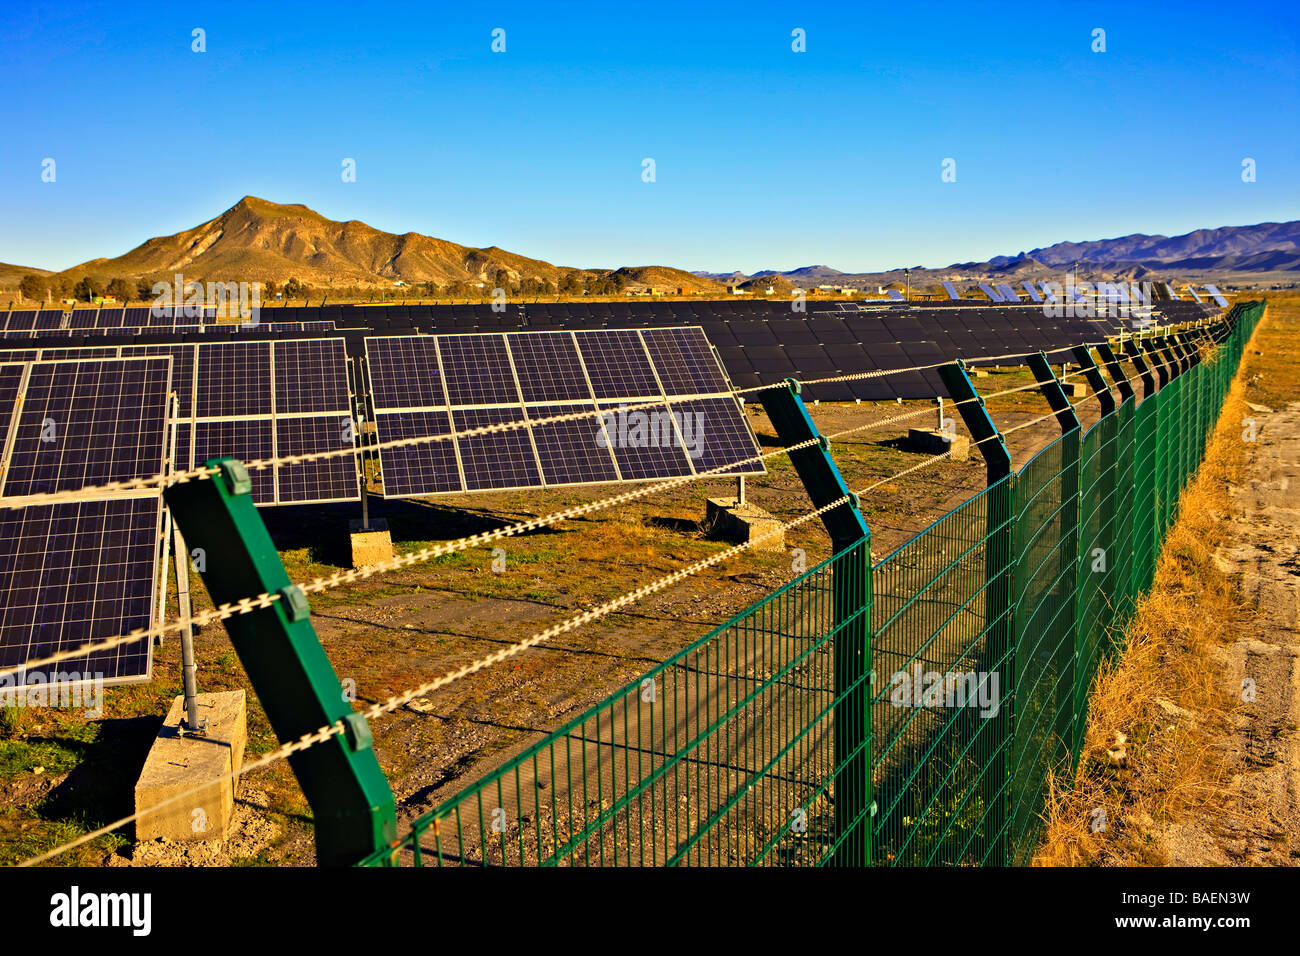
[2,0,1297,274]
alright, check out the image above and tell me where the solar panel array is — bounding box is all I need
[1,340,359,506]
[365,328,763,497]
[0,355,173,686]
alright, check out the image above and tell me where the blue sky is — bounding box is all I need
[2,0,1297,274]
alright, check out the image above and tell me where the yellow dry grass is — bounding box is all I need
[1033,310,1268,866]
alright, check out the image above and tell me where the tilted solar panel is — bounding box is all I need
[0,355,173,686]
[37,338,359,506]
[1203,285,1229,308]
[364,328,763,498]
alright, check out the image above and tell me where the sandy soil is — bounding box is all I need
[1163,401,1300,864]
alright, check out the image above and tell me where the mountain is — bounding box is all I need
[702,221,1300,291]
[0,262,53,287]
[1027,221,1300,267]
[44,197,726,294]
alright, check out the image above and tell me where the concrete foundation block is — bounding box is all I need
[1062,382,1088,399]
[706,497,785,551]
[350,517,394,567]
[973,369,991,378]
[906,428,970,461]
[135,690,246,843]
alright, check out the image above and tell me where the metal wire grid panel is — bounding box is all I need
[360,540,874,867]
[359,302,1263,867]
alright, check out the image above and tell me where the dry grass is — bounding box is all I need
[1034,305,1277,866]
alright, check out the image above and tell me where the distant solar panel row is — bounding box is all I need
[365,329,763,497]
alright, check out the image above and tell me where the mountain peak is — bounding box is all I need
[47,198,728,294]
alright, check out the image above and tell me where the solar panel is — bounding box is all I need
[994,283,1020,303]
[977,283,1004,303]
[1021,282,1043,303]
[886,289,905,301]
[941,282,962,301]
[0,496,161,686]
[1203,285,1230,308]
[0,355,172,687]
[364,328,763,497]
[1,357,172,498]
[150,338,359,506]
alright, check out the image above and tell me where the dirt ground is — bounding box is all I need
[1162,399,1300,864]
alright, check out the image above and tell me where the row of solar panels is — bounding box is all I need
[939,280,1230,308]
[1,307,334,338]
[0,302,1244,687]
[4,292,1222,341]
[0,329,763,685]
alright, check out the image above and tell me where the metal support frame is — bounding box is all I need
[1122,338,1156,399]
[1070,346,1115,416]
[164,457,397,866]
[759,379,872,866]
[1095,343,1134,404]
[937,359,1012,864]
[1027,352,1082,434]
[1157,337,1182,379]
[1143,338,1170,389]
[172,524,201,733]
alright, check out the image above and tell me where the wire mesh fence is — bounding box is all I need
[359,301,1264,867]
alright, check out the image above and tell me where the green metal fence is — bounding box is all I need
[359,300,1264,867]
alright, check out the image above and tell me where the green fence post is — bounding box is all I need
[1097,343,1137,624]
[1095,344,1134,405]
[759,380,873,866]
[937,360,1013,865]
[1070,346,1115,416]
[1122,338,1156,400]
[1144,337,1170,389]
[164,458,398,866]
[1026,351,1083,766]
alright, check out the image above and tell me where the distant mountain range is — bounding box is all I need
[4,197,725,294]
[695,221,1300,290]
[5,205,1295,299]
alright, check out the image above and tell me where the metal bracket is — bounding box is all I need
[1121,338,1155,399]
[1142,338,1170,389]
[1095,343,1134,404]
[1027,351,1081,434]
[937,359,1010,484]
[1070,346,1115,416]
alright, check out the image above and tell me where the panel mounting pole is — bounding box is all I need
[165,458,397,865]
[760,378,871,866]
[173,524,201,733]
